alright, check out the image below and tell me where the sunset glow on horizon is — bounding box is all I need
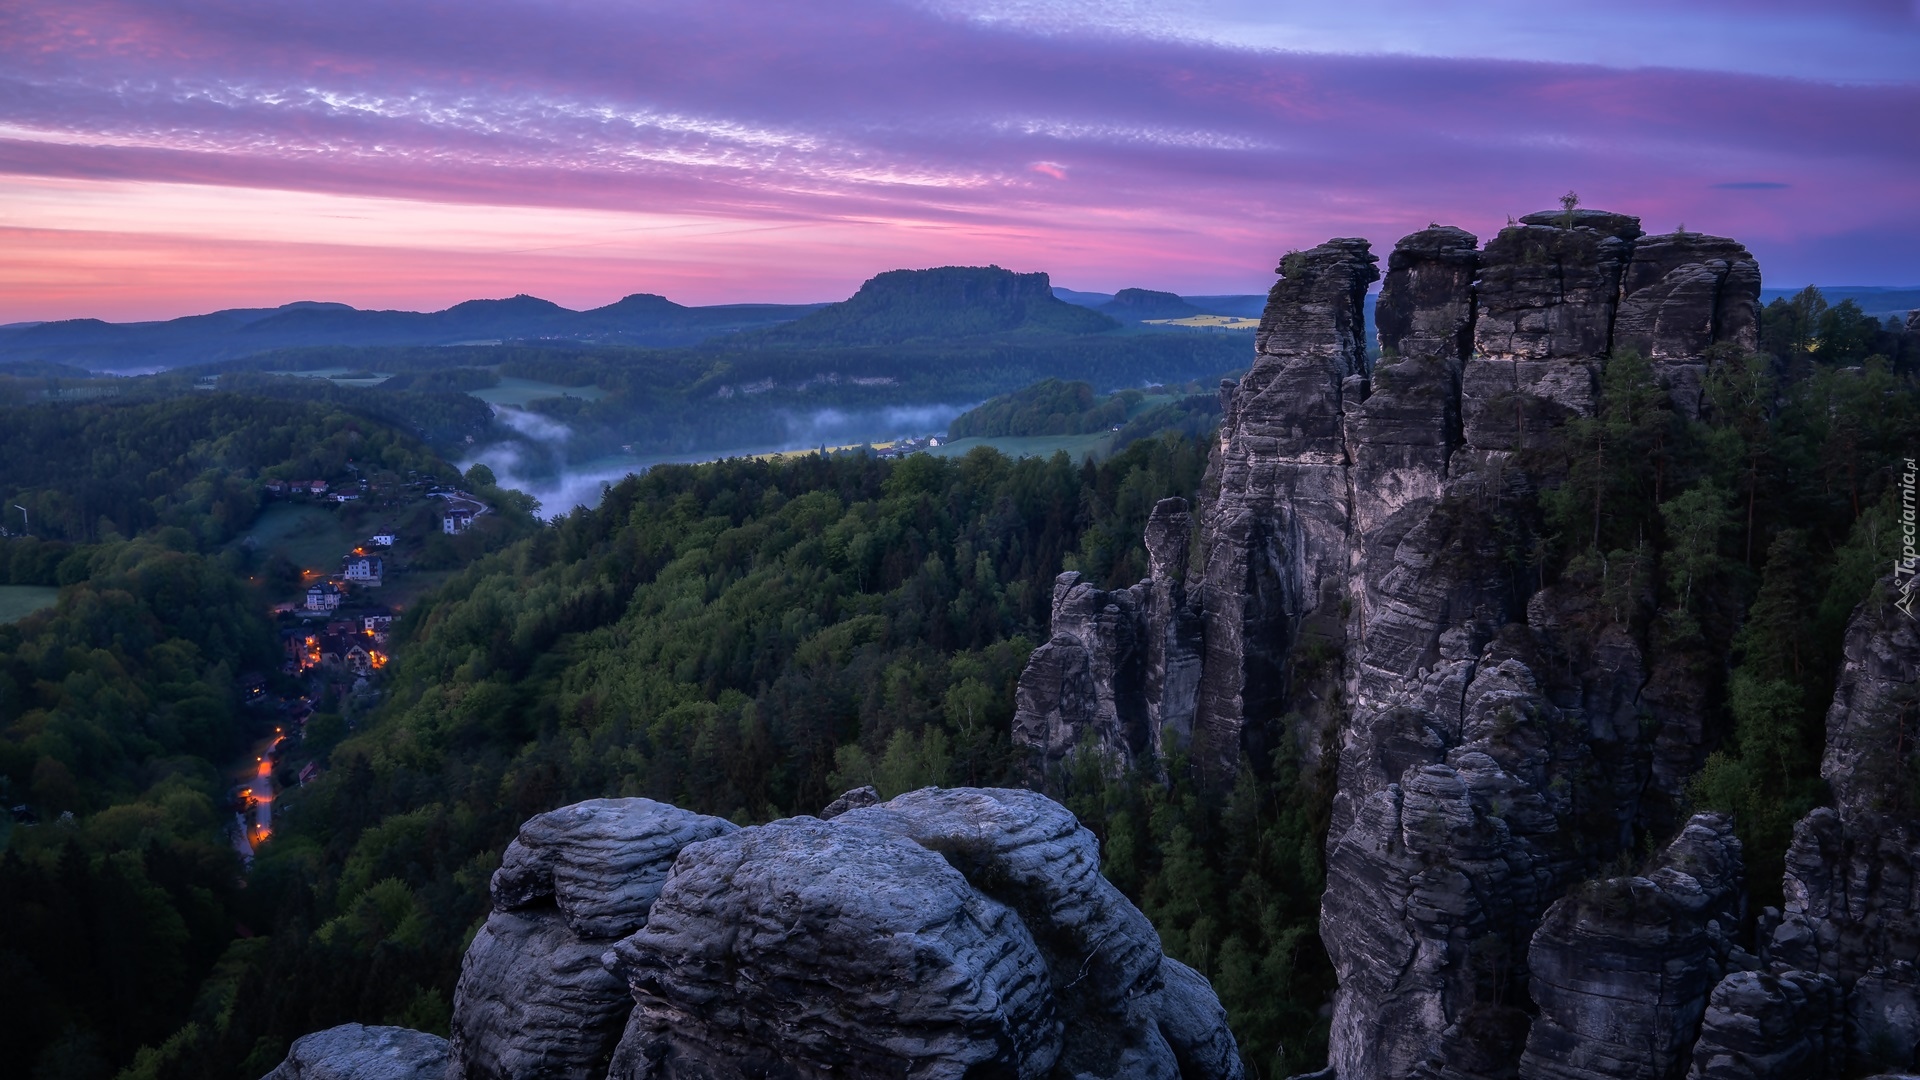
[3,0,1917,322]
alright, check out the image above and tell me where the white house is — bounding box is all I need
[304,582,343,612]
[443,508,475,534]
[342,554,384,586]
[370,531,396,547]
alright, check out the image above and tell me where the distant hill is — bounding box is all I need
[0,359,97,380]
[0,294,827,372]
[1181,294,1268,318]
[948,378,1121,437]
[1099,288,1205,322]
[1056,286,1268,320]
[1051,287,1115,307]
[743,266,1118,346]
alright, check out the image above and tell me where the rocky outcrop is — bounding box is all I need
[277,789,1241,1080]
[1686,969,1845,1080]
[1518,813,1744,1080]
[1612,232,1761,418]
[1011,208,1770,1078]
[606,787,1242,1080]
[263,1024,449,1080]
[1010,571,1150,773]
[1195,239,1378,775]
[1011,498,1202,775]
[449,798,737,1080]
[607,814,1063,1079]
[1758,577,1920,1074]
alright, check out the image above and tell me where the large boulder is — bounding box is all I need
[603,787,1244,1080]
[488,798,739,939]
[262,1024,448,1080]
[605,814,1062,1080]
[450,798,737,1080]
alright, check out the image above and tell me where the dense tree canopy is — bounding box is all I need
[1,286,1914,1080]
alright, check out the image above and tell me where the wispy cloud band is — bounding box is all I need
[1,0,1915,319]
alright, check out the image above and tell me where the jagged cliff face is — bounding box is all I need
[1009,212,1813,1078]
[1748,579,1920,1075]
[1197,239,1379,776]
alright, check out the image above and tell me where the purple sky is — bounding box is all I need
[2,0,1917,321]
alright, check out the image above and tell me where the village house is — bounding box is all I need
[304,581,344,612]
[443,508,475,534]
[370,530,396,547]
[363,612,394,642]
[342,552,384,586]
[283,628,320,672]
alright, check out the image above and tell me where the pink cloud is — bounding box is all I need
[0,0,1915,320]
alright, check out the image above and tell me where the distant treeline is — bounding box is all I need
[948,378,1126,437]
[0,395,461,544]
[185,332,1251,461]
[948,378,1227,444]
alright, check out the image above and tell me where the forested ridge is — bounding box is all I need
[0,285,1915,1079]
[70,434,1210,1080]
[0,393,538,1080]
[0,395,462,544]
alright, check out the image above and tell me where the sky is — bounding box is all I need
[2,0,1917,322]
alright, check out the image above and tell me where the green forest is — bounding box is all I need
[0,285,1915,1079]
[0,396,463,544]
[948,377,1227,445]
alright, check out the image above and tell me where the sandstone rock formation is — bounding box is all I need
[1518,813,1744,1080]
[450,798,738,1080]
[1197,240,1378,776]
[262,1024,449,1080]
[1010,497,1202,775]
[1749,577,1920,1075]
[606,786,1242,1080]
[270,789,1241,1080]
[1010,210,1776,1078]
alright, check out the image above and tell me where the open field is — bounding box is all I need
[369,569,456,613]
[469,376,606,407]
[1143,315,1261,329]
[231,503,361,577]
[0,584,59,624]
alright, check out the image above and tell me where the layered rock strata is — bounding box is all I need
[1695,577,1920,1076]
[606,786,1242,1080]
[1196,240,1379,775]
[1011,212,1770,1077]
[1518,813,1745,1080]
[449,798,738,1080]
[1011,497,1202,775]
[271,788,1242,1080]
[263,1024,449,1080]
